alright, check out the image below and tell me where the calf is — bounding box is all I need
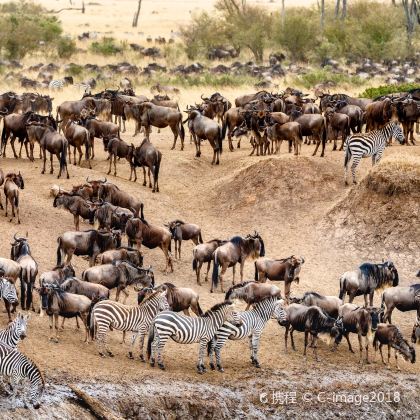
[380,284,420,323]
[96,247,143,266]
[166,220,203,259]
[374,323,415,369]
[290,292,342,318]
[61,277,110,300]
[192,239,226,285]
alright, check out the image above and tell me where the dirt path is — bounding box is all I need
[0,121,419,418]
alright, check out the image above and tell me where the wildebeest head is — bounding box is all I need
[330,316,344,345]
[10,233,30,261]
[367,307,381,331]
[411,321,420,344]
[384,261,399,287]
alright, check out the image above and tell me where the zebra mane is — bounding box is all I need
[139,289,163,304]
[201,301,232,317]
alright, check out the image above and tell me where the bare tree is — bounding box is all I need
[402,0,420,49]
[281,0,285,25]
[132,0,142,28]
[341,0,347,19]
[320,0,325,30]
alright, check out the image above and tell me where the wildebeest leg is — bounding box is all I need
[77,145,83,166]
[219,263,228,292]
[121,288,129,304]
[290,328,296,351]
[4,195,8,218]
[378,343,386,364]
[178,240,182,259]
[41,148,47,174]
[394,348,400,370]
[148,167,152,188]
[54,314,60,342]
[204,261,210,282]
[284,281,292,303]
[239,261,245,283]
[113,154,118,176]
[312,335,320,362]
[357,333,364,363]
[345,333,354,353]
[74,215,80,231]
[10,135,19,159]
[284,324,289,353]
[196,261,203,285]
[303,331,309,358]
[365,336,370,364]
[50,153,55,174]
[20,275,26,310]
[369,292,374,307]
[312,138,320,156]
[232,265,236,286]
[170,125,178,150]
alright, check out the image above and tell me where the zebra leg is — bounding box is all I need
[251,334,261,368]
[208,338,216,370]
[351,156,361,184]
[156,333,168,370]
[138,333,146,362]
[197,339,207,374]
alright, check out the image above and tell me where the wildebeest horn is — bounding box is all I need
[102,177,107,183]
[86,176,91,183]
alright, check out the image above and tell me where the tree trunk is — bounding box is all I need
[132,0,142,27]
[335,0,340,18]
[320,0,325,30]
[281,0,285,26]
[341,0,347,19]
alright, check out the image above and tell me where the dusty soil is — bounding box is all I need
[0,112,419,418]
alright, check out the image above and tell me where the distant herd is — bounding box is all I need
[0,82,419,409]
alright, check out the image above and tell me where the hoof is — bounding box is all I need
[158,363,165,370]
[150,361,155,368]
[217,365,224,372]
[210,362,215,370]
[128,352,134,359]
[139,355,145,362]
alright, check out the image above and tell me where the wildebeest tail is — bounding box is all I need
[254,261,258,281]
[198,231,203,244]
[85,133,90,160]
[211,251,219,289]
[221,116,227,140]
[56,237,62,266]
[14,191,19,208]
[60,140,68,173]
[140,203,144,219]
[1,125,8,156]
[153,151,161,187]
[196,300,203,315]
[146,325,155,360]
[179,119,185,141]
[89,306,96,340]
[338,276,346,300]
[322,120,327,148]
[218,126,223,154]
[192,255,197,271]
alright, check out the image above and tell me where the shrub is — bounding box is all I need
[294,68,364,89]
[66,63,84,77]
[57,37,77,59]
[359,83,420,99]
[90,37,122,56]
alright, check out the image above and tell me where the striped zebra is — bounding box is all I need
[0,277,18,305]
[48,76,74,90]
[344,121,404,185]
[147,301,241,373]
[90,289,169,360]
[0,342,44,409]
[0,313,29,348]
[208,297,287,371]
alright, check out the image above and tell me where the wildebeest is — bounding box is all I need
[82,261,154,302]
[324,107,350,151]
[365,98,393,131]
[283,303,343,361]
[380,284,420,323]
[211,233,265,293]
[103,136,134,177]
[97,183,144,219]
[336,303,381,364]
[61,277,110,300]
[26,123,69,179]
[1,111,33,159]
[56,97,96,131]
[39,284,91,342]
[96,247,143,266]
[3,172,24,224]
[93,202,134,232]
[225,281,282,310]
[319,93,372,112]
[39,264,75,288]
[373,323,415,369]
[63,120,91,168]
[264,122,303,155]
[192,239,226,286]
[53,192,96,231]
[131,102,185,150]
[56,229,122,267]
[254,255,305,300]
[396,99,419,145]
[142,282,203,316]
[334,101,364,134]
[166,220,203,259]
[234,91,270,108]
[412,321,420,344]
[186,110,223,164]
[10,234,38,311]
[290,292,342,318]
[339,261,399,306]
[125,218,173,274]
[222,107,245,151]
[129,138,162,193]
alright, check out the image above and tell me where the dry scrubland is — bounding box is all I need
[0,0,419,418]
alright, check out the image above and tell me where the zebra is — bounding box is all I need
[147,301,241,373]
[90,289,169,360]
[208,297,286,371]
[344,121,404,185]
[48,76,74,90]
[0,277,18,305]
[0,342,44,409]
[0,312,29,348]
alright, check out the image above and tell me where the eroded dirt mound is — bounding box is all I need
[216,156,342,212]
[324,156,420,259]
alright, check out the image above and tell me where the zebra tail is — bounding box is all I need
[211,252,219,289]
[344,138,351,168]
[88,306,96,340]
[146,325,155,361]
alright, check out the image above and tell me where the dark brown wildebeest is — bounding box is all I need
[225,281,282,310]
[192,239,226,285]
[76,177,107,199]
[96,247,143,266]
[264,122,302,155]
[234,91,270,108]
[126,218,173,274]
[61,277,110,300]
[319,93,372,112]
[53,192,96,231]
[333,101,364,134]
[373,323,415,369]
[0,92,18,115]
[222,107,245,151]
[10,234,38,311]
[336,303,381,364]
[339,261,399,307]
[103,136,134,177]
[4,172,24,224]
[254,256,305,301]
[82,261,154,302]
[290,111,327,157]
[396,99,419,145]
[290,292,342,318]
[129,138,162,193]
[151,95,179,110]
[324,107,350,151]
[39,264,75,288]
[165,220,203,260]
[187,110,223,164]
[56,97,96,132]
[365,98,393,132]
[97,183,144,218]
[26,123,69,179]
[131,102,185,150]
[1,111,34,159]
[56,229,122,267]
[63,120,91,168]
[302,100,321,114]
[283,303,343,361]
[211,233,265,293]
[412,321,420,344]
[140,282,203,316]
[380,284,420,323]
[39,284,91,342]
[94,202,134,232]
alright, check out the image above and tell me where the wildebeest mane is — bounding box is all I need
[303,291,325,300]
[225,281,253,300]
[171,219,185,225]
[274,255,294,263]
[201,301,231,317]
[359,262,398,288]
[229,236,243,247]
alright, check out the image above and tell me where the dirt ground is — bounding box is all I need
[0,98,419,417]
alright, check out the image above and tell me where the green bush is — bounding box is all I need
[66,63,84,77]
[57,37,77,59]
[359,83,420,99]
[90,37,122,56]
[294,68,364,89]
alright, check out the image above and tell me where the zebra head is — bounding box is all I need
[13,312,29,340]
[390,122,405,144]
[273,301,288,326]
[157,290,170,312]
[0,279,18,304]
[225,300,243,327]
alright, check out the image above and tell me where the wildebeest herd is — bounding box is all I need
[0,84,419,409]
